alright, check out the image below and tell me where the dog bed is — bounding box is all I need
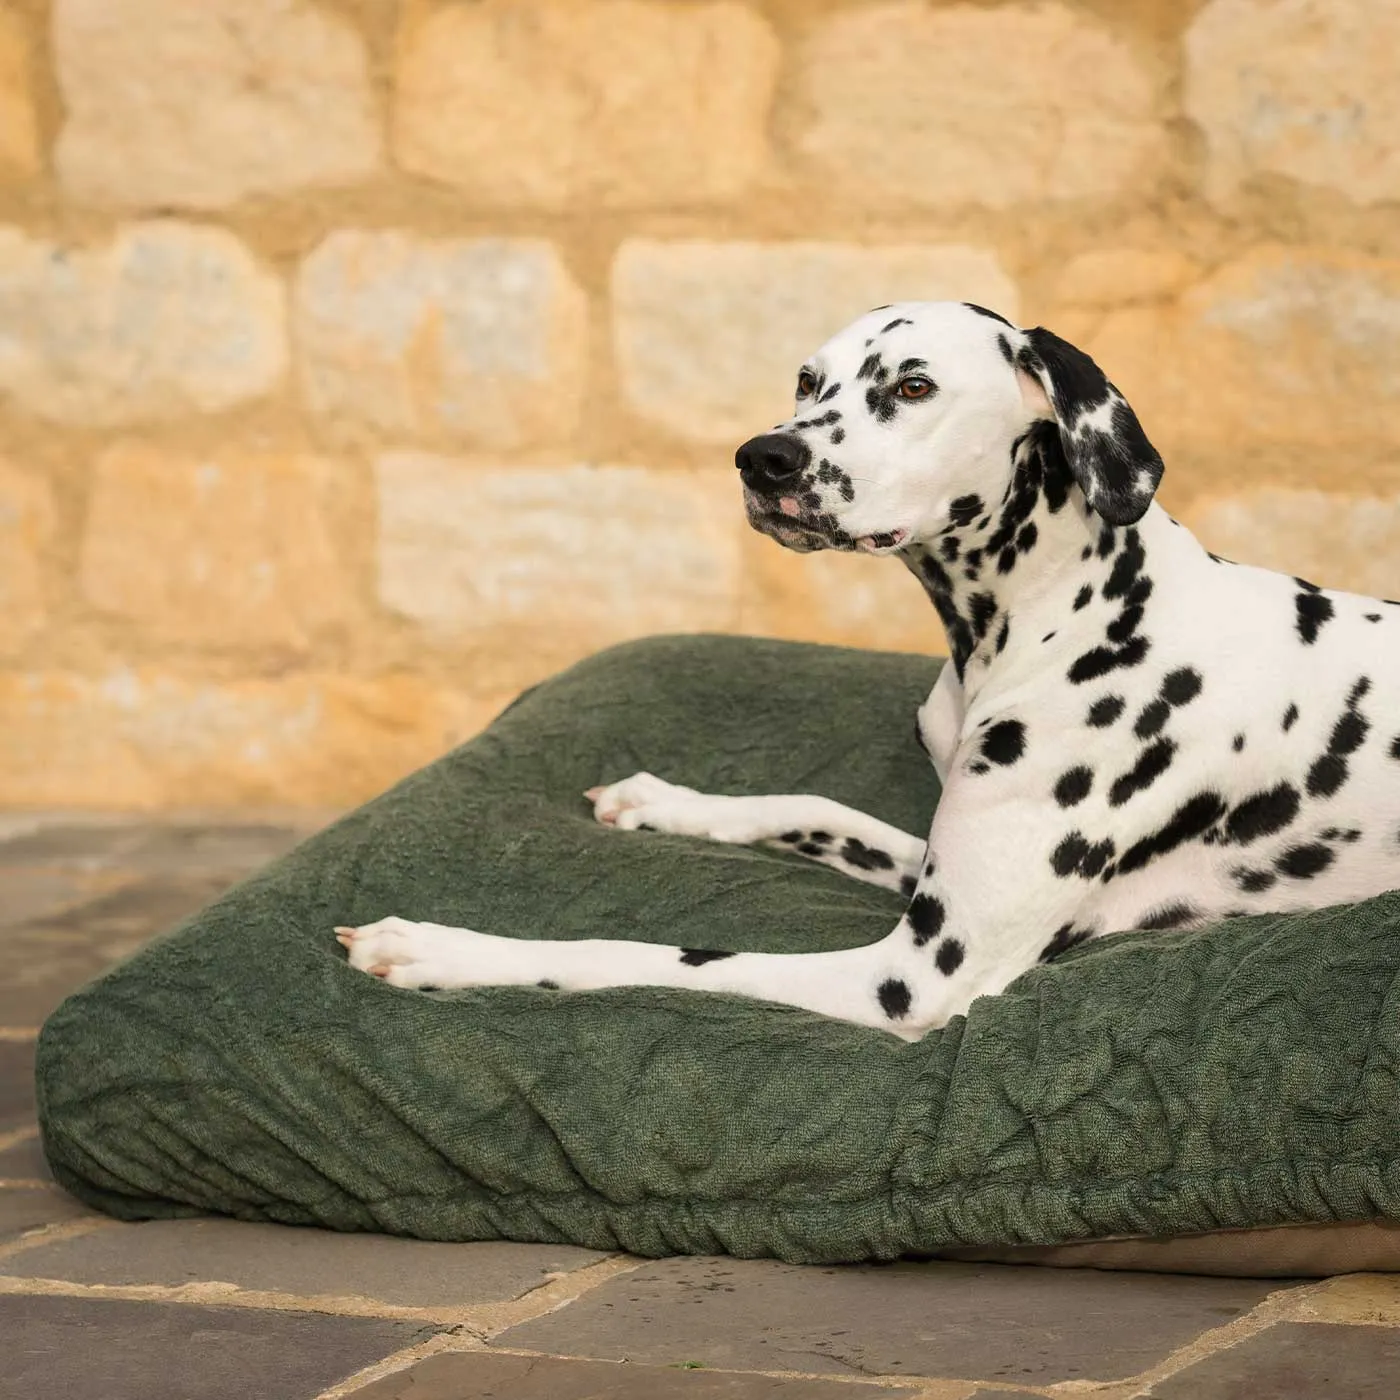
[36,635,1400,1272]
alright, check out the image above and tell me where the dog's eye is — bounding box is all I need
[897,376,936,400]
[796,371,817,398]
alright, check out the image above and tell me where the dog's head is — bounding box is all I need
[736,301,1163,554]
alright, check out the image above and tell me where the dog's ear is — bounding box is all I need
[1015,327,1163,525]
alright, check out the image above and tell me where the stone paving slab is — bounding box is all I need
[0,1185,101,1241]
[2,875,239,1022]
[0,1130,48,1180]
[0,1041,35,1132]
[0,1293,442,1400]
[5,1217,608,1309]
[1146,1320,1400,1397]
[495,1256,1291,1386]
[0,818,318,874]
[349,1350,917,1399]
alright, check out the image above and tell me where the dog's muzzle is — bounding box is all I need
[735,433,810,493]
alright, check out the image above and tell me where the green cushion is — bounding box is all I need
[36,635,1400,1263]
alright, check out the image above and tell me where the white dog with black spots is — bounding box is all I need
[339,301,1400,1040]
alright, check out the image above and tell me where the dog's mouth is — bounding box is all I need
[743,490,908,555]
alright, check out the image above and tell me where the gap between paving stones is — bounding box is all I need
[0,1124,40,1154]
[0,1028,39,1042]
[0,1248,643,1330]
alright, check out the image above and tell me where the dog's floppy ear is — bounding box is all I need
[1015,327,1163,525]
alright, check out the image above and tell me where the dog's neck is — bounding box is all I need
[897,421,1154,690]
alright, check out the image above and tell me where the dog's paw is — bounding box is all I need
[585,772,767,844]
[335,917,501,989]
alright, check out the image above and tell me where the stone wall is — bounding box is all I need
[1,0,1397,808]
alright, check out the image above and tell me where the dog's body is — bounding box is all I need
[339,302,1400,1039]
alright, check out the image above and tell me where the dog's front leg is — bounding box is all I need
[587,772,926,894]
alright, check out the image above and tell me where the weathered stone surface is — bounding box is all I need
[0,1187,98,1241]
[1187,0,1400,206]
[740,542,940,657]
[375,455,743,635]
[613,241,1018,442]
[296,231,586,448]
[9,1218,604,1307]
[0,458,52,657]
[0,10,39,180]
[54,0,381,208]
[1184,489,1400,598]
[79,445,352,651]
[2,873,245,1023]
[1151,1321,1400,1398]
[1085,247,1400,452]
[394,0,776,208]
[1052,249,1200,308]
[0,223,286,425]
[0,1295,441,1400]
[353,1351,896,1400]
[790,3,1165,208]
[0,1040,36,1130]
[0,1131,49,1181]
[0,672,493,808]
[495,1256,1285,1385]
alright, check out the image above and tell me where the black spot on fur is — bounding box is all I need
[1102,529,1145,601]
[881,318,912,333]
[906,893,946,946]
[1054,765,1094,807]
[1134,699,1171,739]
[995,616,1010,654]
[841,837,895,871]
[1295,589,1335,645]
[949,494,983,526]
[1109,739,1175,807]
[1161,668,1203,706]
[980,719,1026,766]
[679,948,736,966]
[1367,612,1382,622]
[1073,584,1093,611]
[537,979,560,990]
[779,830,801,843]
[935,939,966,975]
[1234,867,1277,893]
[964,302,1013,326]
[877,978,912,1019]
[900,874,917,898]
[1137,901,1200,931]
[1117,792,1227,875]
[1225,783,1300,844]
[797,841,825,856]
[1050,832,1115,879]
[1039,924,1093,961]
[1283,704,1299,732]
[1276,843,1335,879]
[1087,694,1125,727]
[1306,756,1347,799]
[1068,634,1149,684]
[1232,733,1245,752]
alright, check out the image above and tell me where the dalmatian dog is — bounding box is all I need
[338,300,1400,1041]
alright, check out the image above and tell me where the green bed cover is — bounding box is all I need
[36,635,1400,1263]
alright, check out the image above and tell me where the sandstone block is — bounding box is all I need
[612,240,1019,443]
[0,11,39,181]
[296,232,586,449]
[1051,250,1200,308]
[1085,248,1400,453]
[0,222,286,425]
[375,454,742,636]
[1187,0,1400,206]
[79,445,353,652]
[0,671,496,808]
[740,538,941,657]
[54,0,381,208]
[1185,489,1400,599]
[394,0,776,208]
[790,2,1165,208]
[0,458,52,658]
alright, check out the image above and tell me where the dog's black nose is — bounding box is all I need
[735,434,810,492]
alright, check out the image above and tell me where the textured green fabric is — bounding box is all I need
[37,635,1400,1263]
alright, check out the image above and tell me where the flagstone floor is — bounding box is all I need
[2,814,1397,1399]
